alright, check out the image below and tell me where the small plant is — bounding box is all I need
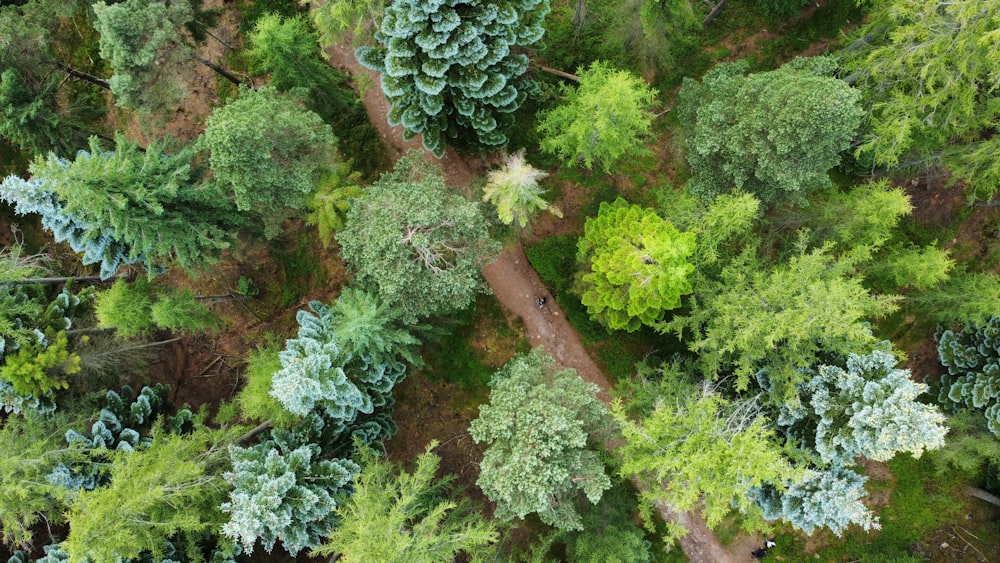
[237,276,258,298]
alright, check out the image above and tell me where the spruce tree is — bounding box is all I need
[356,0,550,156]
[937,316,1000,435]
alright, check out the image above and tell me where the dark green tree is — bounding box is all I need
[200,86,338,238]
[678,56,862,203]
[356,0,551,156]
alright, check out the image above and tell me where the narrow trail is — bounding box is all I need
[322,35,751,563]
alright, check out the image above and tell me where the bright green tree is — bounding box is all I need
[63,426,234,562]
[308,0,385,47]
[678,56,862,203]
[663,242,898,401]
[538,61,657,172]
[337,152,498,322]
[842,0,1000,197]
[314,442,497,562]
[469,347,611,531]
[482,149,554,228]
[614,383,802,543]
[95,278,220,337]
[576,198,695,332]
[356,0,550,156]
[201,86,338,238]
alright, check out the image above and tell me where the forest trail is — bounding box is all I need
[322,34,752,563]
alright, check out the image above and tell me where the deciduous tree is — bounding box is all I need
[469,347,611,531]
[337,152,498,322]
[678,56,862,203]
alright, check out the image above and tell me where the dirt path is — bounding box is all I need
[322,34,750,563]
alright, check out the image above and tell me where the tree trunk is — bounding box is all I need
[533,64,580,83]
[197,57,245,87]
[235,421,273,446]
[702,0,730,28]
[965,486,1000,507]
[52,61,110,90]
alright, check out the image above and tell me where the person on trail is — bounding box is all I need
[536,295,547,308]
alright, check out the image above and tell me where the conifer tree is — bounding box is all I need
[756,466,879,537]
[314,442,498,562]
[356,0,550,156]
[482,149,554,228]
[576,198,695,332]
[538,62,658,172]
[470,348,611,531]
[937,316,1000,435]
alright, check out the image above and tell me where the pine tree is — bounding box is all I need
[678,56,862,203]
[469,347,611,531]
[756,466,879,536]
[538,61,658,172]
[356,0,550,156]
[313,442,498,562]
[336,152,498,322]
[576,198,695,332]
[482,149,554,228]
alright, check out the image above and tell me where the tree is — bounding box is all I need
[0,412,82,550]
[269,290,419,436]
[308,0,385,47]
[337,152,498,322]
[221,414,359,555]
[63,426,234,562]
[469,347,611,531]
[538,61,657,172]
[356,0,550,156]
[677,56,862,203]
[313,442,497,562]
[576,198,695,332]
[841,0,1000,197]
[756,466,879,537]
[200,86,338,238]
[5,135,246,276]
[774,350,948,465]
[92,0,194,114]
[482,149,554,228]
[937,317,1000,435]
[662,242,898,401]
[95,279,220,337]
[614,382,802,543]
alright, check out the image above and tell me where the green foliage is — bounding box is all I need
[221,414,359,555]
[469,347,611,531]
[482,149,553,228]
[525,234,579,295]
[337,152,498,322]
[150,291,221,334]
[356,0,550,156]
[92,0,193,114]
[664,242,898,400]
[95,278,155,338]
[314,441,497,562]
[308,0,384,47]
[576,198,694,332]
[563,481,651,563]
[678,57,862,204]
[29,135,244,273]
[538,61,657,172]
[1,330,79,397]
[842,0,1000,196]
[757,466,879,537]
[914,272,1000,324]
[937,316,1000,435]
[63,426,233,562]
[0,412,80,549]
[778,350,947,465]
[235,340,299,428]
[306,164,363,246]
[614,383,803,543]
[200,86,338,238]
[927,410,1000,482]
